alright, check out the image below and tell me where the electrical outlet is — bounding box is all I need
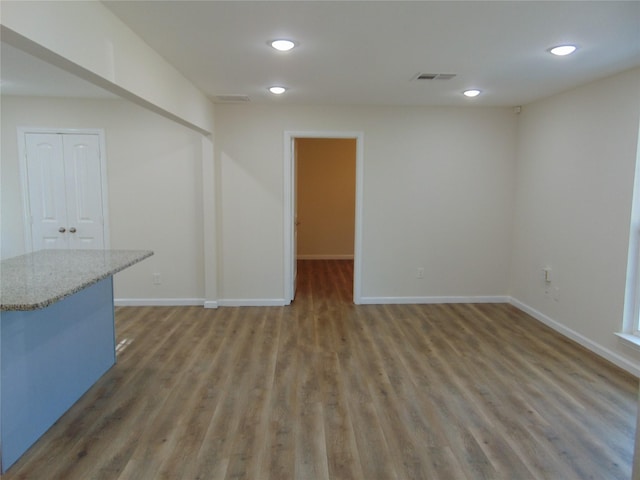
[543,267,552,283]
[153,273,161,285]
[417,267,424,279]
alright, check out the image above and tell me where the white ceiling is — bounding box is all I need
[2,1,639,107]
[102,0,640,106]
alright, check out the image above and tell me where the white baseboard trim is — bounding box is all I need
[297,254,354,260]
[509,297,640,378]
[358,295,510,305]
[114,298,287,307]
[114,298,204,307]
[217,298,288,307]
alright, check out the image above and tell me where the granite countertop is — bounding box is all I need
[1,249,153,311]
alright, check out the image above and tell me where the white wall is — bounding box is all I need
[510,67,640,373]
[214,104,517,303]
[1,96,205,302]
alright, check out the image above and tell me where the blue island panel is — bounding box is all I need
[1,277,116,471]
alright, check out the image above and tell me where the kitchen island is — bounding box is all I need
[0,249,152,473]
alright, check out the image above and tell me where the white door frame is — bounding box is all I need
[18,127,110,252]
[283,131,364,304]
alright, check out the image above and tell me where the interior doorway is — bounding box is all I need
[295,138,356,302]
[296,138,356,261]
[284,131,364,305]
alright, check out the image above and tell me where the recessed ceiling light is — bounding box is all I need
[269,39,296,52]
[549,45,577,56]
[268,86,287,95]
[463,89,481,98]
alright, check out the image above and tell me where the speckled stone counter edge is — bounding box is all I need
[1,250,153,311]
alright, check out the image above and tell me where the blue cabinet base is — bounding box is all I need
[1,277,116,472]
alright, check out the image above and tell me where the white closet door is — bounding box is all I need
[25,133,68,250]
[63,134,105,249]
[24,132,106,251]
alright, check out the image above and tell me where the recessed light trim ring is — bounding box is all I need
[463,89,481,98]
[268,86,287,95]
[549,45,577,56]
[269,39,296,52]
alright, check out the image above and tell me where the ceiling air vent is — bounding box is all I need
[213,94,251,103]
[414,73,457,81]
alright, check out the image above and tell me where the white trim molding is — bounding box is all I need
[297,254,354,260]
[359,295,510,305]
[615,332,640,350]
[114,298,205,307]
[217,298,288,307]
[204,300,219,309]
[115,297,286,307]
[510,297,640,378]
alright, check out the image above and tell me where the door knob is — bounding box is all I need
[69,227,77,233]
[59,227,66,233]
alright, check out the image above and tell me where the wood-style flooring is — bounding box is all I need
[4,260,638,479]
